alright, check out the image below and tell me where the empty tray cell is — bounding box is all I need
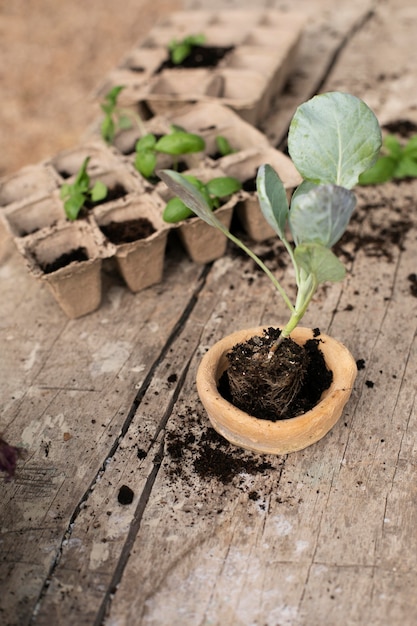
[159,10,214,30]
[120,47,167,75]
[149,70,222,97]
[227,46,287,77]
[50,143,121,180]
[201,25,248,47]
[244,24,301,47]
[0,165,58,207]
[5,195,65,238]
[209,10,265,28]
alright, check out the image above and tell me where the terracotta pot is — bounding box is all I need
[196,326,357,455]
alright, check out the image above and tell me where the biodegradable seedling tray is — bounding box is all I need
[16,219,114,319]
[93,192,169,292]
[95,9,305,126]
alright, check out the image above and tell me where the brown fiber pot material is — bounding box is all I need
[196,326,358,455]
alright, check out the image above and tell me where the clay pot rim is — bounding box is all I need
[196,325,358,454]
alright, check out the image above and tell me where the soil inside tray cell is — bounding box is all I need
[37,246,89,274]
[242,176,257,192]
[156,45,234,72]
[100,217,156,244]
[84,183,128,209]
[218,327,333,421]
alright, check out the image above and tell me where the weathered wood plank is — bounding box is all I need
[2,0,417,625]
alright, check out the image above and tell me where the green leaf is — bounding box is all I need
[171,43,191,65]
[135,149,157,179]
[158,170,224,229]
[358,155,397,185]
[403,135,417,158]
[289,184,356,248]
[101,116,115,143]
[288,92,382,188]
[294,243,346,283]
[185,34,206,46]
[105,85,125,107]
[74,157,90,189]
[206,176,241,198]
[256,164,289,241]
[155,131,205,155]
[136,134,157,151]
[216,135,234,156]
[90,181,107,202]
[163,197,194,223]
[383,134,402,158]
[393,155,417,179]
[63,192,85,221]
[118,115,133,130]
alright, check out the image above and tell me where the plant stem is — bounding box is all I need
[268,272,317,356]
[223,229,295,314]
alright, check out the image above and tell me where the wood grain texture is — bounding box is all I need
[1,0,417,625]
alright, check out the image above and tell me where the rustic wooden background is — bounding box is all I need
[1,0,417,624]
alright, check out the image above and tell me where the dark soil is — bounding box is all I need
[219,327,333,422]
[38,246,89,274]
[166,425,274,485]
[156,45,233,72]
[242,176,257,192]
[84,183,127,209]
[100,217,156,244]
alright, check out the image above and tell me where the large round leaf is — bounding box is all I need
[288,92,381,189]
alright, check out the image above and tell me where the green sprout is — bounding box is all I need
[159,92,381,352]
[100,85,145,144]
[163,174,242,223]
[134,127,205,180]
[168,33,206,65]
[359,133,417,184]
[60,157,107,221]
[215,135,235,157]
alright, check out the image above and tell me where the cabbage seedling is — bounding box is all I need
[159,92,381,352]
[163,174,241,223]
[135,128,205,180]
[60,157,107,221]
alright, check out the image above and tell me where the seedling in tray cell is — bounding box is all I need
[100,85,146,144]
[168,33,206,65]
[60,157,107,221]
[134,127,205,180]
[162,174,242,223]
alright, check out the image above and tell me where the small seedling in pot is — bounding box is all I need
[159,92,381,352]
[168,33,206,65]
[60,157,108,221]
[358,133,417,184]
[163,174,242,223]
[100,85,146,144]
[134,127,205,180]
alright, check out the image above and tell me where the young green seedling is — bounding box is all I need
[100,85,146,144]
[135,127,205,180]
[60,157,108,221]
[163,174,242,223]
[168,33,206,65]
[215,135,235,157]
[159,92,381,353]
[359,133,417,184]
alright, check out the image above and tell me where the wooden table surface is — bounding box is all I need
[1,0,417,624]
